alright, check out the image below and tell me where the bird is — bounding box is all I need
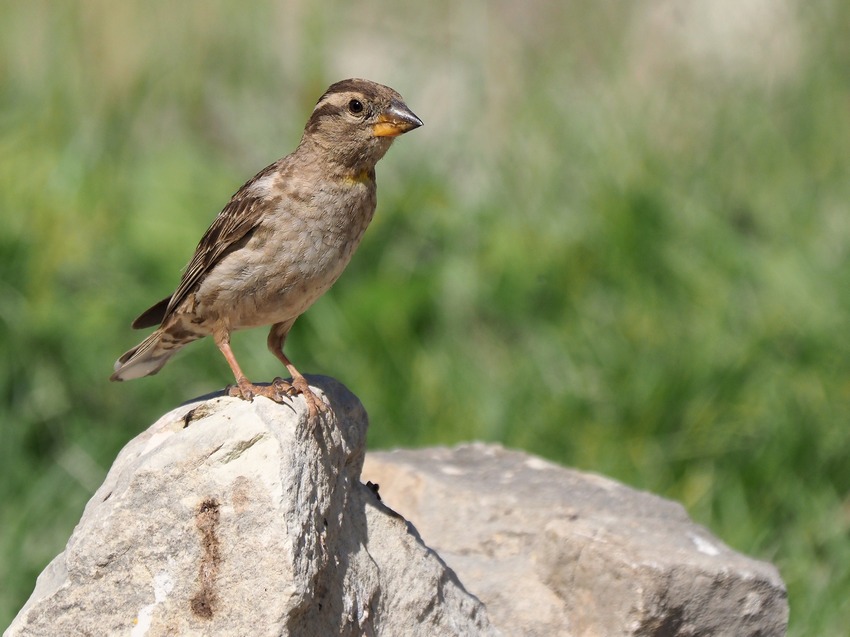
[111,78,422,416]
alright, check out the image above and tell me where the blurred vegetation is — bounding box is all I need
[1,0,848,633]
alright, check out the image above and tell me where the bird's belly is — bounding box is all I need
[193,221,365,331]
[229,273,338,329]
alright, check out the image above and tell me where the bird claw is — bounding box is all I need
[273,376,330,421]
[225,377,327,420]
[226,383,250,400]
[271,377,297,396]
[226,379,296,412]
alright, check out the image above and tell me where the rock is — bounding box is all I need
[5,378,495,637]
[7,378,789,637]
[362,444,789,637]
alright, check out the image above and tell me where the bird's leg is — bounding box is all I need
[267,323,328,417]
[214,331,292,406]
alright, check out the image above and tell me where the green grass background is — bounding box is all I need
[1,1,848,633]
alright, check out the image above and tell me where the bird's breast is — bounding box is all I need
[193,179,378,330]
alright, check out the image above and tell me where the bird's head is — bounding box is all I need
[300,78,422,171]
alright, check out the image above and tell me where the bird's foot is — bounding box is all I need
[272,376,329,421]
[226,378,295,411]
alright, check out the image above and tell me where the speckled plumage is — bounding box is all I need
[111,79,422,414]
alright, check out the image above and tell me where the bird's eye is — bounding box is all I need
[348,99,364,115]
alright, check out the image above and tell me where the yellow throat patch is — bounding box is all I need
[342,170,373,187]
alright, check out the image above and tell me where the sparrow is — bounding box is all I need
[111,78,422,416]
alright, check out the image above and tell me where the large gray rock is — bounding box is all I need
[6,378,495,637]
[362,444,789,637]
[7,377,789,637]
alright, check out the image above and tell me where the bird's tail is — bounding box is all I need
[110,330,189,382]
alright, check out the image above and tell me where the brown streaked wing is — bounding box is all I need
[162,194,267,320]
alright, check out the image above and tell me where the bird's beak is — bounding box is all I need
[372,101,423,137]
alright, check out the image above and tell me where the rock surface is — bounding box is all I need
[5,378,495,637]
[7,377,789,637]
[362,445,789,637]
